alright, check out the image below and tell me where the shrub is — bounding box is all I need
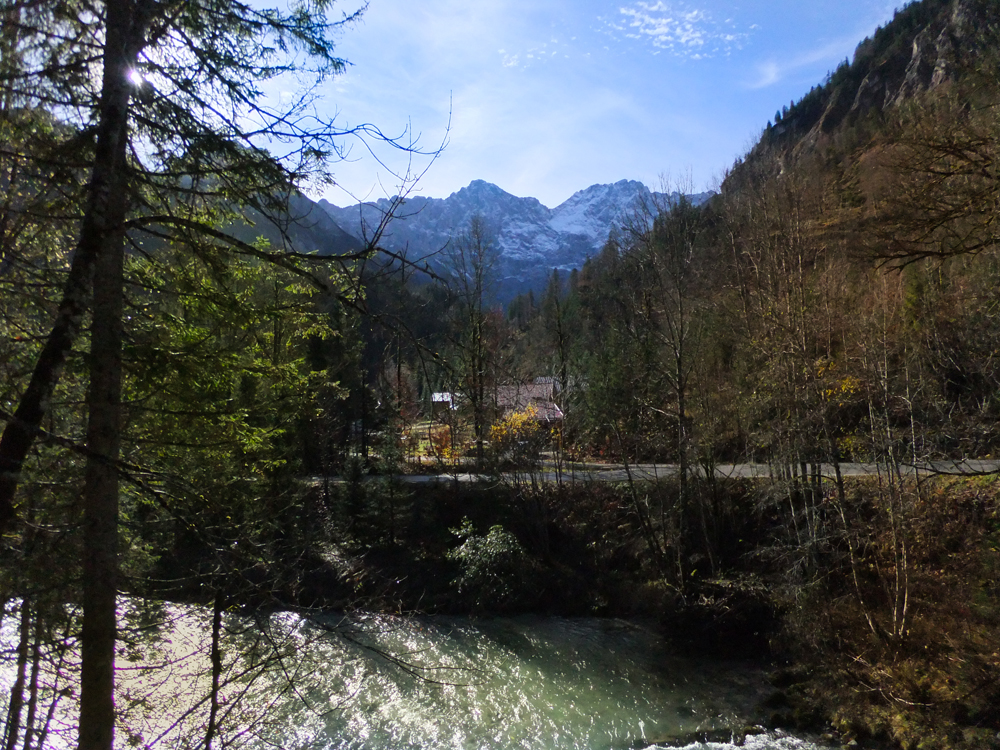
[447,521,535,611]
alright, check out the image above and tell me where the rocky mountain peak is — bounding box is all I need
[320,180,711,301]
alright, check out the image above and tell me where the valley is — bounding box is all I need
[1,1,1000,749]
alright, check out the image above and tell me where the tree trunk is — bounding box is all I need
[2,601,31,750]
[77,215,125,750]
[20,613,42,750]
[204,591,225,750]
[0,0,148,534]
[75,11,145,746]
[37,627,71,750]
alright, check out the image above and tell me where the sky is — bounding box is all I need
[314,0,901,208]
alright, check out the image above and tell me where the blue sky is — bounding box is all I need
[318,0,900,208]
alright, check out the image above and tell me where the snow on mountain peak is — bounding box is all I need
[319,179,713,300]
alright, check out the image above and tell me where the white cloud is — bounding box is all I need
[611,1,751,58]
[753,60,781,88]
[498,36,571,70]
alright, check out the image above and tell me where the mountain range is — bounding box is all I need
[318,180,713,299]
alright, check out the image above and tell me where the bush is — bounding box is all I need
[488,406,547,470]
[447,521,536,611]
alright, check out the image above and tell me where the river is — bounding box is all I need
[3,603,836,750]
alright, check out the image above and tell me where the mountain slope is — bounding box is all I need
[226,193,364,257]
[757,0,994,158]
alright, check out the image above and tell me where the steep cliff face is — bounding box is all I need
[884,0,981,105]
[759,0,994,160]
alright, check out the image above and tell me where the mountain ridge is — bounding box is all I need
[319,179,712,299]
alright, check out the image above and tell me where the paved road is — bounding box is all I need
[580,459,1000,483]
[313,459,1000,486]
[531,459,1000,484]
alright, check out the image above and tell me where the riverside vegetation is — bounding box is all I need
[2,0,1000,748]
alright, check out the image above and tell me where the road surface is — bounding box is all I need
[313,458,1000,486]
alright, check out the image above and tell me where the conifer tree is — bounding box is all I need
[0,2,428,747]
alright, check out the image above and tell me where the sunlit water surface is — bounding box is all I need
[2,604,836,750]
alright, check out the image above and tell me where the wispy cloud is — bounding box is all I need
[608,1,751,58]
[748,37,856,88]
[498,49,521,68]
[497,37,571,70]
